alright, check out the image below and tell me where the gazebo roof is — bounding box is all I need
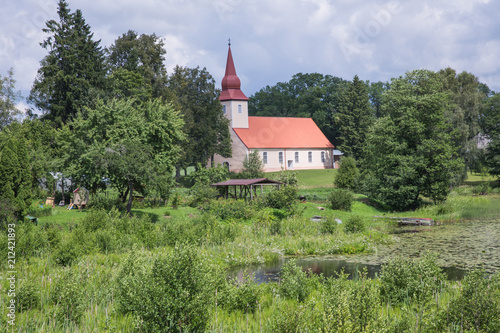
[211,178,282,186]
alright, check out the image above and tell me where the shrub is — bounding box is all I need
[446,269,500,332]
[203,199,254,221]
[279,260,311,302]
[263,185,298,210]
[220,273,261,313]
[188,183,218,207]
[322,269,380,332]
[379,254,446,305]
[343,215,365,234]
[52,268,86,323]
[53,239,82,266]
[116,245,224,332]
[17,280,41,311]
[334,156,360,190]
[320,217,338,234]
[328,189,353,211]
[80,209,108,232]
[240,150,264,179]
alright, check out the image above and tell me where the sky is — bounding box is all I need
[1,0,500,112]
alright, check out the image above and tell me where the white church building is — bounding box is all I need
[212,44,340,172]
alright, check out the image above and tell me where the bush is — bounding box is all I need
[334,156,360,190]
[53,239,82,266]
[322,269,380,332]
[203,199,254,221]
[343,215,365,234]
[279,260,312,302]
[116,245,224,332]
[220,273,261,313]
[379,254,446,305]
[17,280,41,312]
[320,217,338,234]
[52,268,86,323]
[328,189,353,211]
[263,185,298,210]
[446,269,500,332]
[80,209,108,232]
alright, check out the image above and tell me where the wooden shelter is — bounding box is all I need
[211,178,283,200]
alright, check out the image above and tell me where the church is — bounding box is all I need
[212,44,341,172]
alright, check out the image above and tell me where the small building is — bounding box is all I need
[211,43,339,172]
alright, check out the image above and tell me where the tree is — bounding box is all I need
[241,150,264,178]
[249,73,347,146]
[29,0,107,126]
[334,156,359,190]
[0,68,22,130]
[337,75,373,160]
[168,66,231,171]
[438,68,486,182]
[106,30,168,99]
[481,92,500,178]
[362,70,463,210]
[58,98,184,213]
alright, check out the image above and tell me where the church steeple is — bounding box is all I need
[220,42,248,101]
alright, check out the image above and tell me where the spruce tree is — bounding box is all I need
[337,75,373,160]
[29,0,106,126]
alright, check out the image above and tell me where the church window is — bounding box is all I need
[223,105,226,114]
[238,104,242,113]
[263,152,268,164]
[295,152,299,163]
[308,151,313,163]
[321,151,325,163]
[279,152,283,164]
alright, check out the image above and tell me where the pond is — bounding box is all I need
[229,219,500,282]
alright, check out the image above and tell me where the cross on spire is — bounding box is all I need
[228,38,231,46]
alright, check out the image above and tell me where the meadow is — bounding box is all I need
[1,170,499,332]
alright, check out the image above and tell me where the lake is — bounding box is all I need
[229,219,500,282]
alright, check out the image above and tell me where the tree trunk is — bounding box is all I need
[175,164,181,183]
[126,177,134,214]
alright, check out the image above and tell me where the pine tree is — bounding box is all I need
[29,0,106,126]
[337,75,373,160]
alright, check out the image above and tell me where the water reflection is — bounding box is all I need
[228,257,468,283]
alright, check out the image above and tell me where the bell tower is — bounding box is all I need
[219,41,249,129]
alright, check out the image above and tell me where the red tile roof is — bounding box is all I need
[234,116,334,149]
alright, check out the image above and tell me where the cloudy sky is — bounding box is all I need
[1,0,500,111]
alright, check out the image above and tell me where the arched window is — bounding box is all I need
[263,152,268,164]
[308,151,313,163]
[321,151,326,163]
[238,104,242,113]
[278,151,283,164]
[222,105,226,114]
[295,152,299,163]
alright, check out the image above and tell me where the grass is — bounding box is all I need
[265,168,337,188]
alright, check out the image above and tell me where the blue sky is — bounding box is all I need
[1,0,500,112]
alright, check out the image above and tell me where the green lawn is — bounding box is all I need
[266,168,337,188]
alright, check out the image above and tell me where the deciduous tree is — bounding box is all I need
[362,70,463,210]
[0,68,22,130]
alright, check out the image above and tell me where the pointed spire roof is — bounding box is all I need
[220,43,248,101]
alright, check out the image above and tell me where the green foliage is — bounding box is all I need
[482,92,500,178]
[29,0,107,125]
[446,269,500,332]
[363,69,464,210]
[58,98,185,213]
[270,300,321,332]
[343,215,365,234]
[188,183,218,207]
[220,273,261,313]
[379,254,446,305]
[203,199,254,221]
[115,245,223,332]
[334,156,360,190]
[168,66,231,168]
[262,185,298,211]
[241,150,264,179]
[0,68,22,130]
[322,269,380,333]
[16,280,41,312]
[328,189,353,211]
[279,260,313,302]
[320,216,338,234]
[337,75,373,160]
[51,267,86,323]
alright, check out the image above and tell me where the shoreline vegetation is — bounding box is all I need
[1,170,500,332]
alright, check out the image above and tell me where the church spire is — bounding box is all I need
[220,42,248,101]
